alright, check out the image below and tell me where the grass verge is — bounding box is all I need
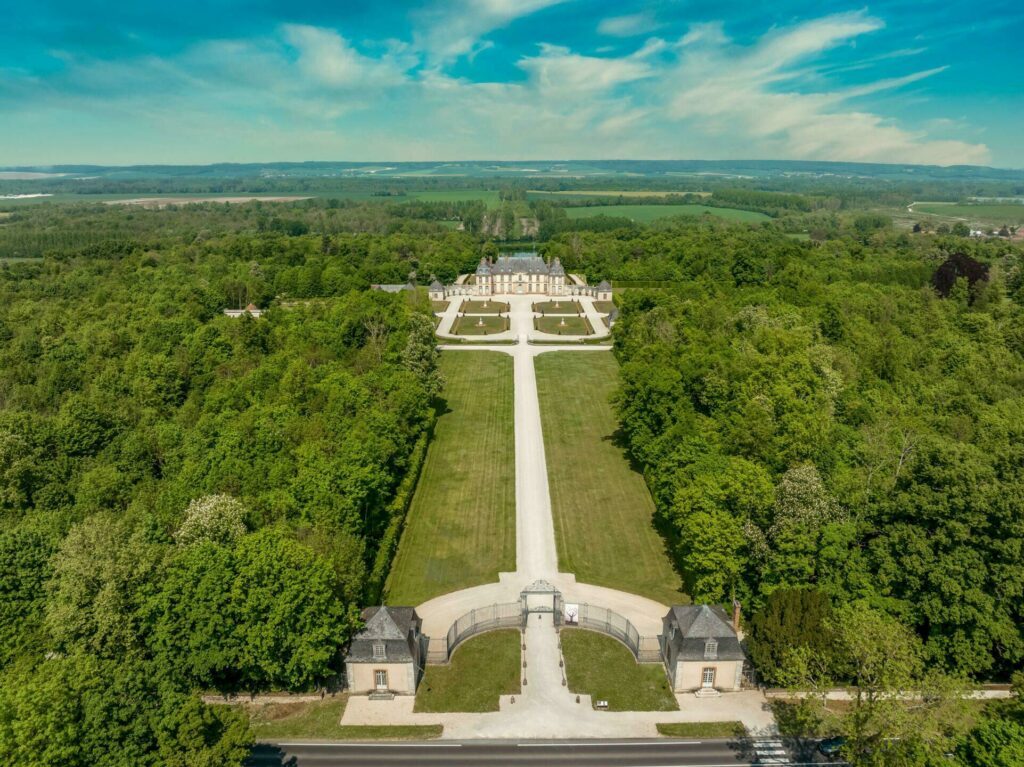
[561,629,677,711]
[415,629,522,712]
[246,697,443,741]
[452,314,509,335]
[534,315,593,335]
[385,352,515,604]
[656,721,746,738]
[535,352,686,605]
[460,299,509,314]
[533,300,582,314]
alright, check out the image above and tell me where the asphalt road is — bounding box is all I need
[246,738,823,766]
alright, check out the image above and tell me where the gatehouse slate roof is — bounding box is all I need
[549,257,566,276]
[346,606,420,663]
[596,280,612,291]
[663,605,745,662]
[429,279,444,290]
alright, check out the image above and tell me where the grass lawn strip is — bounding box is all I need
[246,697,443,741]
[592,301,616,314]
[431,300,449,313]
[561,629,677,712]
[534,315,593,335]
[415,629,522,712]
[460,299,509,314]
[451,314,509,336]
[535,352,686,605]
[656,722,746,738]
[385,352,515,605]
[533,300,582,315]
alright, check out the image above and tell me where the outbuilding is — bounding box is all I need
[345,606,425,696]
[660,604,746,693]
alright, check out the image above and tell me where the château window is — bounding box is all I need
[372,642,386,660]
[704,639,718,659]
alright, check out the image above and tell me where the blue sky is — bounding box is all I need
[1,0,1022,167]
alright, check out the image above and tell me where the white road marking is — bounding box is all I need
[276,742,458,748]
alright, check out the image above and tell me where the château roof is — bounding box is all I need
[476,257,491,276]
[596,280,611,291]
[430,279,444,290]
[491,254,549,275]
[549,257,566,276]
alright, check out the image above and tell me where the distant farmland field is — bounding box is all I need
[407,190,502,208]
[527,190,710,200]
[564,204,770,224]
[911,202,1024,225]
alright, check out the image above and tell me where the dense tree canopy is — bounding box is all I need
[610,220,1024,680]
[0,216,444,764]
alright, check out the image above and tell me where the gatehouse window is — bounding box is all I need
[704,639,718,659]
[372,642,386,660]
[374,669,388,690]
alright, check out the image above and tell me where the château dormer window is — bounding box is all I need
[372,642,386,660]
[704,639,718,659]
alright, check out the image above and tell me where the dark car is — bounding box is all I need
[818,736,847,757]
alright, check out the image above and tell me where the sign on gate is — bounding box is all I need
[564,603,579,625]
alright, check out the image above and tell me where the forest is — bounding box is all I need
[0,219,444,763]
[0,194,1022,764]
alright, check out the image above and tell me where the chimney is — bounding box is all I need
[732,600,741,635]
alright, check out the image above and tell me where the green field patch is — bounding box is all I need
[451,315,509,336]
[561,629,677,711]
[535,353,685,605]
[386,352,515,605]
[912,202,1024,225]
[246,697,442,741]
[656,722,746,738]
[459,299,508,314]
[415,630,522,713]
[407,190,502,208]
[431,300,449,314]
[564,204,769,224]
[592,301,616,314]
[534,315,593,335]
[533,300,582,315]
[528,190,710,200]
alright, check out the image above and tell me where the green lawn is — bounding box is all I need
[657,722,746,738]
[385,352,515,605]
[246,697,443,741]
[451,315,509,336]
[535,353,685,605]
[408,190,502,208]
[460,299,509,314]
[415,630,522,712]
[561,629,677,711]
[911,201,1024,226]
[534,315,593,335]
[533,300,582,314]
[431,300,449,314]
[592,301,616,314]
[564,204,770,224]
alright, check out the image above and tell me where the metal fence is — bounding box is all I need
[569,604,662,663]
[430,602,523,664]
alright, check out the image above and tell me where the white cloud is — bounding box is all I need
[0,11,992,166]
[282,25,413,89]
[598,12,660,37]
[517,43,656,94]
[414,0,571,62]
[666,12,990,165]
